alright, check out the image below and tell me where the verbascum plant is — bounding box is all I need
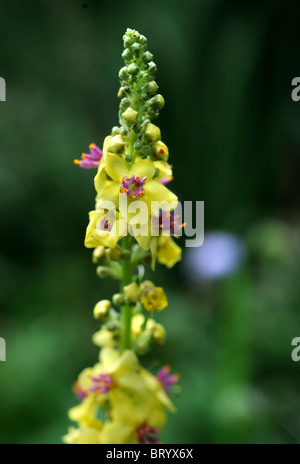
[64,29,182,445]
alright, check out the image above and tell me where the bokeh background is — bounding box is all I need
[1,0,300,444]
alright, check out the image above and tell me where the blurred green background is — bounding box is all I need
[1,0,300,444]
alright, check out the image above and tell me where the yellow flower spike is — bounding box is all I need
[145,123,161,143]
[141,286,168,312]
[122,107,138,124]
[154,141,169,161]
[123,282,143,303]
[93,300,111,319]
[107,134,125,153]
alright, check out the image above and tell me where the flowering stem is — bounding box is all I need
[121,235,132,351]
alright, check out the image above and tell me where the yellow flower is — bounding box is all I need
[141,286,168,312]
[85,209,127,249]
[68,394,101,427]
[63,425,102,445]
[150,235,182,269]
[100,389,167,444]
[95,153,177,215]
[93,327,118,348]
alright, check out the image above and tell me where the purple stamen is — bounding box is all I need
[74,143,103,169]
[156,366,179,396]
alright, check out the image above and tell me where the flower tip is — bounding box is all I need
[89,143,96,149]
[74,159,81,165]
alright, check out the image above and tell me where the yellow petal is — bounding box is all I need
[144,182,178,214]
[157,236,182,268]
[130,158,155,179]
[105,153,129,181]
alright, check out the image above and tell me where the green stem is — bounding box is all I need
[121,235,132,351]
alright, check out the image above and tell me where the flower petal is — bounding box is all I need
[105,153,129,181]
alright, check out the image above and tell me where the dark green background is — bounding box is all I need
[1,0,300,444]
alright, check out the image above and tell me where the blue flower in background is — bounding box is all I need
[184,232,247,282]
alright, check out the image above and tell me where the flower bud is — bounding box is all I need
[147,61,157,74]
[112,293,125,306]
[154,141,169,161]
[131,43,141,55]
[128,63,139,75]
[151,323,166,344]
[111,126,121,136]
[134,330,152,355]
[93,300,111,319]
[145,123,161,143]
[148,94,164,110]
[120,127,128,136]
[106,246,122,261]
[96,266,111,278]
[122,48,132,61]
[142,51,153,63]
[139,35,147,45]
[117,87,127,98]
[92,246,107,264]
[141,143,154,157]
[107,135,124,154]
[122,107,138,124]
[146,81,159,95]
[120,98,130,111]
[133,123,142,134]
[124,282,143,303]
[122,250,131,261]
[125,154,133,163]
[119,66,129,80]
[124,36,134,47]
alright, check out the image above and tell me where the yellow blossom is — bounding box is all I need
[123,282,143,303]
[85,209,127,249]
[141,286,168,312]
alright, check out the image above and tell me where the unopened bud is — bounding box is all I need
[142,51,153,63]
[124,282,143,303]
[149,94,164,110]
[122,107,138,124]
[96,266,111,278]
[112,293,125,306]
[131,43,141,55]
[128,63,139,75]
[146,81,159,95]
[145,123,161,143]
[119,66,129,80]
[148,61,157,74]
[151,323,166,344]
[117,87,127,98]
[106,247,122,261]
[154,141,169,161]
[92,246,107,264]
[93,300,111,319]
[107,135,124,153]
[125,154,133,163]
[111,126,121,136]
[122,49,132,61]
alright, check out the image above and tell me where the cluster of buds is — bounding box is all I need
[65,29,181,445]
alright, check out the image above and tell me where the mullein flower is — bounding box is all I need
[66,28,182,445]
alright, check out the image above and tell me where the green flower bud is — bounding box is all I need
[141,143,154,157]
[120,127,128,136]
[142,51,153,63]
[106,246,122,261]
[111,126,121,136]
[128,63,139,75]
[112,293,125,306]
[117,87,127,98]
[133,123,142,134]
[134,141,142,151]
[124,36,134,47]
[122,48,132,61]
[132,43,141,55]
[148,94,165,110]
[147,61,157,74]
[125,154,133,163]
[120,97,130,111]
[96,266,111,278]
[146,81,159,95]
[139,35,147,45]
[119,66,129,79]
